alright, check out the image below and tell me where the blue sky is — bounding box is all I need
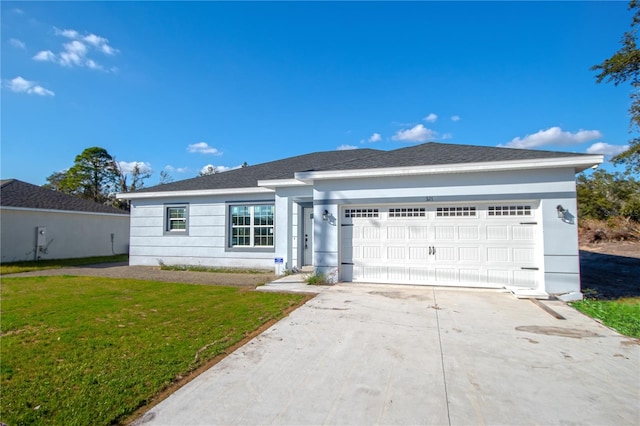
[1,1,634,186]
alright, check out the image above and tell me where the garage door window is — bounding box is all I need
[488,205,532,216]
[345,208,379,218]
[389,207,426,218]
[436,206,477,217]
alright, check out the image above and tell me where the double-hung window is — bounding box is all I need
[230,204,274,248]
[164,204,188,234]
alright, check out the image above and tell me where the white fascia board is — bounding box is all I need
[294,155,604,182]
[257,178,309,189]
[117,186,274,200]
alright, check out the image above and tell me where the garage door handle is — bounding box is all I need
[429,246,432,255]
[429,246,436,255]
[521,267,539,270]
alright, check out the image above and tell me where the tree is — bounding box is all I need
[159,170,173,185]
[115,160,151,193]
[577,170,640,221]
[61,147,120,203]
[592,0,640,174]
[199,165,218,176]
[43,170,69,192]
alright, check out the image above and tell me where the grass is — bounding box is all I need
[0,254,128,275]
[571,297,640,338]
[0,275,309,425]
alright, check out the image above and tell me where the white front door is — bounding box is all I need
[340,203,540,288]
[303,207,314,266]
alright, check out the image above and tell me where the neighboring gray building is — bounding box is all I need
[1,179,130,262]
[118,142,602,301]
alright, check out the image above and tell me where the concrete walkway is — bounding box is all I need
[134,283,639,426]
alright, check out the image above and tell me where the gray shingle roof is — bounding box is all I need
[134,148,382,193]
[132,142,594,194]
[311,142,590,171]
[0,179,129,215]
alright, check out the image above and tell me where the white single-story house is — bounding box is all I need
[1,179,130,262]
[118,142,602,301]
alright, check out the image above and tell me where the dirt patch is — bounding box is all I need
[516,326,603,339]
[579,241,640,300]
[2,264,276,287]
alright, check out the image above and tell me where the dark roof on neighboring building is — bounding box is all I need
[132,142,595,194]
[0,179,129,215]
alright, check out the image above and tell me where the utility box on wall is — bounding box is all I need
[36,226,47,248]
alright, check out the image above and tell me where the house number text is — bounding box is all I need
[425,196,434,202]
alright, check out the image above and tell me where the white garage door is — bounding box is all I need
[340,203,540,288]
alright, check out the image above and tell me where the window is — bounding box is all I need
[164,205,188,234]
[389,207,426,218]
[344,208,379,218]
[230,204,274,248]
[436,206,477,217]
[488,205,532,217]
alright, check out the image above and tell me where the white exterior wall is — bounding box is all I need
[0,208,130,262]
[311,167,581,296]
[273,186,312,272]
[128,193,276,268]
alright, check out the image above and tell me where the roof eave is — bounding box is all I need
[257,178,309,189]
[294,155,604,182]
[117,186,274,200]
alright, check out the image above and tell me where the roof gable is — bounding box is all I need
[1,179,129,215]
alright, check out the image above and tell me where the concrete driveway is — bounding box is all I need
[134,284,639,425]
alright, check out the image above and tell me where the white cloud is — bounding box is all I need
[165,165,188,173]
[6,76,54,96]
[337,144,358,150]
[504,126,602,149]
[586,142,629,157]
[33,50,56,62]
[187,142,222,155]
[9,38,25,49]
[35,27,119,71]
[118,161,152,175]
[451,115,461,122]
[368,133,382,143]
[392,124,436,143]
[441,133,453,140]
[424,113,438,123]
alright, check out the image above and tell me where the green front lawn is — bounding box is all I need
[571,297,640,338]
[0,254,128,275]
[0,276,309,425]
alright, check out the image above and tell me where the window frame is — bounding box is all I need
[226,202,275,252]
[163,204,189,235]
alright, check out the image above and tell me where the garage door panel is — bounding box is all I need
[435,226,455,240]
[460,269,480,284]
[388,266,408,281]
[409,246,429,260]
[435,268,456,282]
[409,226,429,239]
[488,269,509,285]
[362,246,381,259]
[513,248,535,263]
[487,226,509,240]
[409,267,429,282]
[387,226,406,239]
[487,247,510,262]
[512,226,535,240]
[459,226,479,240]
[459,247,480,262]
[435,246,456,261]
[513,270,537,287]
[387,246,406,260]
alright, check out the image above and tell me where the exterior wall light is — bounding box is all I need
[322,209,329,221]
[556,204,566,219]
